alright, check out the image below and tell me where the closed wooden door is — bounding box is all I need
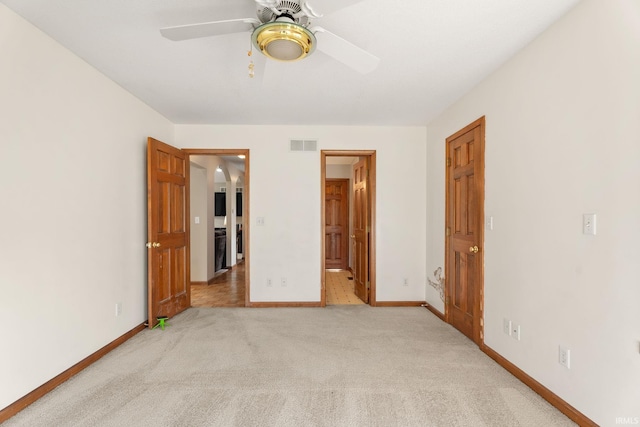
[325,179,349,270]
[353,159,369,303]
[445,118,485,344]
[147,137,190,328]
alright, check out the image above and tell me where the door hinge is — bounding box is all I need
[445,296,451,305]
[366,281,370,289]
[366,225,370,233]
[446,227,451,237]
[447,157,451,167]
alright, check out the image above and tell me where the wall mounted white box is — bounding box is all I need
[583,213,596,235]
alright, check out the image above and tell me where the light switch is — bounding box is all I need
[194,216,200,224]
[583,213,596,235]
[257,217,265,226]
[486,216,494,230]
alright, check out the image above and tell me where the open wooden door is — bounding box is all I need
[445,118,485,344]
[352,158,369,303]
[147,137,190,328]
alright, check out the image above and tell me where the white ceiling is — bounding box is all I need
[1,0,579,126]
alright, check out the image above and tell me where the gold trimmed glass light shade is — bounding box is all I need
[251,22,316,62]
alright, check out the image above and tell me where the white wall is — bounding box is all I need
[326,164,352,179]
[0,5,173,409]
[189,164,208,281]
[425,1,640,424]
[175,126,427,303]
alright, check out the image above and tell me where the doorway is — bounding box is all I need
[321,151,376,306]
[186,150,249,307]
[444,117,485,345]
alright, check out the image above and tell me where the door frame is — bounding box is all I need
[321,150,376,307]
[444,117,485,345]
[183,148,251,307]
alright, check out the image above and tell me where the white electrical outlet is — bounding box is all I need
[403,278,409,286]
[267,278,272,287]
[559,346,571,369]
[115,303,122,317]
[511,324,521,341]
[281,277,287,287]
[503,318,512,335]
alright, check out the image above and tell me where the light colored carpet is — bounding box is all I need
[4,307,575,426]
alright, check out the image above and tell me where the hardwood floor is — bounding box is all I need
[191,265,363,307]
[191,262,245,307]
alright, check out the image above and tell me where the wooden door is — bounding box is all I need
[147,137,190,328]
[352,159,369,303]
[445,118,485,344]
[325,179,349,270]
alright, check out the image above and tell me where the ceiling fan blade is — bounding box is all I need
[313,27,380,74]
[160,18,260,41]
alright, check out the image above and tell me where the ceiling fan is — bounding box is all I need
[160,0,380,74]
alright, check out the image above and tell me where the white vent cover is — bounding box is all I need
[236,187,243,193]
[290,139,318,152]
[220,187,226,192]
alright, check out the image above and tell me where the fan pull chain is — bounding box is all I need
[248,45,255,78]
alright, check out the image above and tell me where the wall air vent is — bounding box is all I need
[290,139,318,152]
[220,187,226,192]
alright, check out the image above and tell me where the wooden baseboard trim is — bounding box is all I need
[249,302,322,308]
[0,323,146,424]
[190,281,208,286]
[422,303,445,321]
[375,301,425,307]
[481,344,597,426]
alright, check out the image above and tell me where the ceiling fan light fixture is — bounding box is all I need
[252,22,316,62]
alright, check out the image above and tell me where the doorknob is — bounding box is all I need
[350,234,356,239]
[153,242,161,248]
[469,245,479,253]
[146,242,161,248]
[146,242,152,248]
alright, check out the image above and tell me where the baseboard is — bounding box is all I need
[422,303,445,321]
[190,275,219,286]
[481,344,597,426]
[375,301,425,307]
[0,323,146,424]
[249,301,322,308]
